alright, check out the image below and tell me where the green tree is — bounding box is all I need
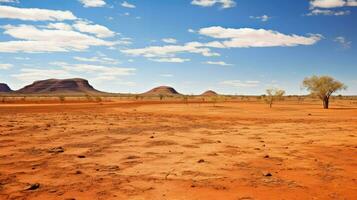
[302,75,346,109]
[265,88,285,108]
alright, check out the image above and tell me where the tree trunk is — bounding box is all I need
[323,97,329,109]
[269,101,272,108]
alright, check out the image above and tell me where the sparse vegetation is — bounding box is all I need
[302,75,347,109]
[265,88,285,108]
[59,96,65,103]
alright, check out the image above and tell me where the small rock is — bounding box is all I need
[264,155,270,158]
[264,172,272,177]
[24,183,40,191]
[77,155,86,158]
[197,159,205,163]
[150,136,154,139]
[48,147,64,153]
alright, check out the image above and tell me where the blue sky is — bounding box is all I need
[0,0,356,95]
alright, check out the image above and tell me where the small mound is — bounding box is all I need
[16,78,103,94]
[201,90,218,96]
[144,86,180,95]
[0,83,12,93]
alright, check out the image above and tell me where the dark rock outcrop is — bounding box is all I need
[0,83,12,92]
[201,90,218,96]
[144,86,180,95]
[16,78,102,94]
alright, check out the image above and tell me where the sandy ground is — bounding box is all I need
[0,101,356,200]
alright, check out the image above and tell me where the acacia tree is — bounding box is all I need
[265,88,285,108]
[302,75,346,109]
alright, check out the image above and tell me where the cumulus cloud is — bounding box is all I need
[205,61,232,66]
[306,9,351,16]
[162,38,177,44]
[0,5,77,21]
[79,0,106,8]
[0,24,116,53]
[191,0,236,9]
[198,26,322,48]
[73,21,115,38]
[149,57,190,63]
[121,1,136,8]
[0,63,12,69]
[221,80,260,87]
[310,0,357,8]
[122,27,321,62]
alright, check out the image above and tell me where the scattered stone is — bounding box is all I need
[150,136,154,139]
[197,159,205,163]
[75,170,82,174]
[77,155,86,158]
[308,113,312,116]
[127,155,139,160]
[24,183,40,191]
[48,147,64,153]
[264,172,272,177]
[264,155,270,159]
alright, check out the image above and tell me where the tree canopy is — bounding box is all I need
[302,75,346,109]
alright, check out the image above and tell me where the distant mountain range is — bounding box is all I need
[0,78,218,96]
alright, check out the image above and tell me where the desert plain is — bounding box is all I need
[0,100,356,200]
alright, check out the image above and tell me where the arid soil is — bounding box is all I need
[0,101,356,200]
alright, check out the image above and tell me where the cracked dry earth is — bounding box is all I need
[0,102,356,200]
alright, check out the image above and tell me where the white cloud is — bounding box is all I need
[73,56,120,64]
[121,1,136,8]
[0,63,12,69]
[46,22,73,31]
[0,0,19,3]
[149,57,190,63]
[188,29,195,33]
[198,26,322,48]
[334,36,351,49]
[79,0,106,8]
[121,42,220,58]
[306,9,350,16]
[221,80,260,87]
[73,21,115,38]
[205,61,232,66]
[162,38,177,44]
[0,24,116,53]
[51,62,135,78]
[310,0,357,8]
[0,5,77,21]
[122,27,321,62]
[12,68,74,81]
[250,15,271,22]
[191,0,236,9]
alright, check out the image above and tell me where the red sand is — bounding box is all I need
[0,101,356,199]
